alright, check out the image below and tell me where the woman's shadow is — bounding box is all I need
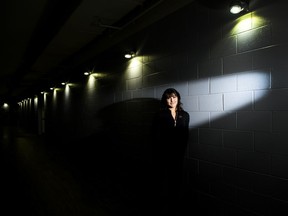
[72,98,171,214]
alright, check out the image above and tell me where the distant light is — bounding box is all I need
[84,72,90,76]
[2,103,9,111]
[124,51,136,59]
[230,0,249,14]
[230,5,242,14]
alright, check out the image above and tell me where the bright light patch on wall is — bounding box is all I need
[34,96,38,110]
[128,56,142,68]
[85,75,97,97]
[231,13,252,33]
[184,71,268,128]
[231,14,263,34]
[43,92,47,108]
[91,72,106,79]
[87,75,96,89]
[231,13,265,35]
[236,16,252,32]
[64,84,70,98]
[125,57,142,81]
[3,103,9,110]
[52,88,57,103]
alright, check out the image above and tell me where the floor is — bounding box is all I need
[0,125,262,216]
[0,126,195,216]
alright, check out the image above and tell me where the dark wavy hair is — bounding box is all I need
[160,88,183,111]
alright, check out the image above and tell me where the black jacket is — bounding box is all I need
[152,109,190,159]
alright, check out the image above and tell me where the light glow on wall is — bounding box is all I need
[43,92,47,108]
[34,96,38,110]
[52,88,59,104]
[91,72,107,79]
[87,74,96,89]
[64,83,70,99]
[125,56,142,83]
[185,71,269,128]
[235,16,252,32]
[2,103,9,111]
[231,13,264,34]
[127,56,142,69]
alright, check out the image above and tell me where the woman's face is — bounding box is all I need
[166,94,178,109]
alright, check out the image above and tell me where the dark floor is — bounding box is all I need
[1,125,263,216]
[1,126,201,216]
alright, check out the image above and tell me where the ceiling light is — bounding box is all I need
[230,0,249,14]
[124,51,135,59]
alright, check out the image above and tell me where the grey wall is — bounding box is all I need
[18,0,288,215]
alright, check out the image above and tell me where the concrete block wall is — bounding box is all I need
[19,0,288,215]
[136,0,287,214]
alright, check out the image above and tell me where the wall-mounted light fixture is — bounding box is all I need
[124,51,136,59]
[230,0,249,14]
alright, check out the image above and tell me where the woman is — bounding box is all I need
[152,88,190,214]
[153,88,190,158]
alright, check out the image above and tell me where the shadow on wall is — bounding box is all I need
[95,97,160,161]
[66,98,165,213]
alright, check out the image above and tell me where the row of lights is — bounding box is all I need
[14,51,137,105]
[50,0,251,95]
[44,51,137,92]
[16,1,249,103]
[42,0,249,93]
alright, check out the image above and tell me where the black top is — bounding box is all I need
[152,109,190,160]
